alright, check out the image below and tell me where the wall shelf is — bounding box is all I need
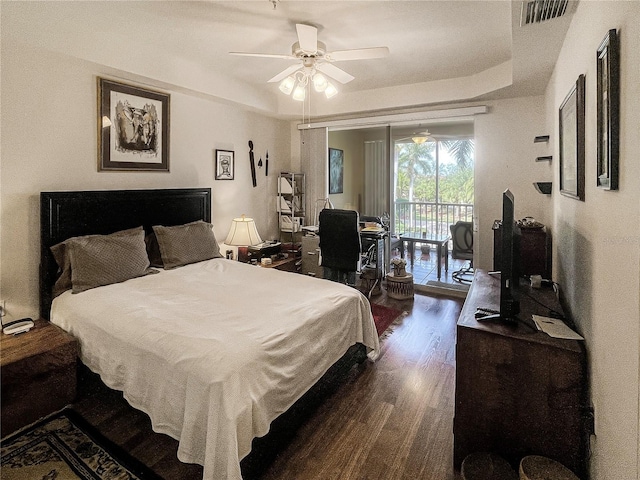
[533,182,552,195]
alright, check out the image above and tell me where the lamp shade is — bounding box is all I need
[225,215,263,246]
[279,76,295,95]
[324,82,338,99]
[292,84,306,102]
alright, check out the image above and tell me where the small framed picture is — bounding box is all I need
[559,74,585,201]
[215,149,234,180]
[98,78,170,171]
[596,29,619,190]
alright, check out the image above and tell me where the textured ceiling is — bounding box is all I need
[2,0,575,118]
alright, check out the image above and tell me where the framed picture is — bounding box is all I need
[329,148,344,194]
[215,149,235,180]
[559,74,585,201]
[596,29,619,190]
[98,78,170,171]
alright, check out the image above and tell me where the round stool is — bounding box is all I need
[461,452,518,480]
[385,272,414,300]
[519,456,578,480]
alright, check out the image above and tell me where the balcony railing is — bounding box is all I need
[394,201,474,238]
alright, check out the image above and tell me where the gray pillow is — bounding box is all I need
[66,227,156,294]
[153,220,221,269]
[51,226,144,298]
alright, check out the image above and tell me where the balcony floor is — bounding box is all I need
[389,244,472,297]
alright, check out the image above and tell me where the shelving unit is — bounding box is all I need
[533,135,552,194]
[277,172,305,256]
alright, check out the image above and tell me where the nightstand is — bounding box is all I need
[1,319,78,436]
[260,257,299,272]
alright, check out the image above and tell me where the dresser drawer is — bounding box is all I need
[301,235,323,278]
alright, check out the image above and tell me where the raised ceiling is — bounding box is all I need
[1,1,576,119]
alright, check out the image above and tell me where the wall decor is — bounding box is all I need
[248,140,257,187]
[98,78,169,172]
[215,149,235,180]
[559,74,585,201]
[596,29,619,190]
[329,148,344,194]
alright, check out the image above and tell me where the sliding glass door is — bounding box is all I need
[392,135,474,238]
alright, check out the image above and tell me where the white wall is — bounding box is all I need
[471,96,550,270]
[0,39,291,322]
[545,2,640,478]
[328,130,365,211]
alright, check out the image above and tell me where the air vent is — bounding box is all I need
[520,0,575,26]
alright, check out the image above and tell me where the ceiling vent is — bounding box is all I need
[520,0,576,26]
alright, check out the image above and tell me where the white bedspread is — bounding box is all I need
[51,258,379,479]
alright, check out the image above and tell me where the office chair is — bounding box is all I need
[319,209,361,285]
[450,221,474,284]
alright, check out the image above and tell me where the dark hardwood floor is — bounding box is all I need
[72,289,465,480]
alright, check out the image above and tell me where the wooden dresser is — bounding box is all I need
[1,319,77,436]
[454,270,588,478]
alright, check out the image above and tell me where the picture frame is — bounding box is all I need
[559,74,585,201]
[215,149,235,180]
[596,29,619,190]
[98,78,170,171]
[329,148,344,194]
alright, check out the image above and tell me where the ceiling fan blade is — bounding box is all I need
[327,46,390,62]
[267,64,303,83]
[296,24,318,53]
[229,52,295,60]
[316,63,354,84]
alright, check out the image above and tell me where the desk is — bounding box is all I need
[360,229,388,297]
[398,231,450,279]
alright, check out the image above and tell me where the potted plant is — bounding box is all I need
[390,257,407,277]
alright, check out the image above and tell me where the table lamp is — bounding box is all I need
[225,215,263,262]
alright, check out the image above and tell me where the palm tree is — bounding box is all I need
[442,139,474,169]
[395,141,435,231]
[396,142,435,201]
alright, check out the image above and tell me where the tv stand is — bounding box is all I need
[454,270,588,478]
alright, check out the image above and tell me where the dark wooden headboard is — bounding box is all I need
[40,188,211,319]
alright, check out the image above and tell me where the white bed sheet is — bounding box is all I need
[51,258,379,479]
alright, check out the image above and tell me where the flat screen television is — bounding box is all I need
[478,189,524,326]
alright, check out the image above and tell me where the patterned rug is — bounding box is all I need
[371,303,405,337]
[0,408,160,480]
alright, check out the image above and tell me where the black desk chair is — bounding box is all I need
[450,221,474,284]
[319,209,361,286]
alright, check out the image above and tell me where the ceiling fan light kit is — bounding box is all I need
[230,23,388,101]
[278,69,338,101]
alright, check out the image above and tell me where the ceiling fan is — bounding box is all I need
[230,24,389,99]
[397,129,465,144]
[397,130,434,144]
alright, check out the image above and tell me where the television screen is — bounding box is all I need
[477,189,524,326]
[499,189,520,321]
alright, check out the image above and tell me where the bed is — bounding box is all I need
[40,188,379,480]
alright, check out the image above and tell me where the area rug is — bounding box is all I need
[0,408,160,480]
[371,303,405,337]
